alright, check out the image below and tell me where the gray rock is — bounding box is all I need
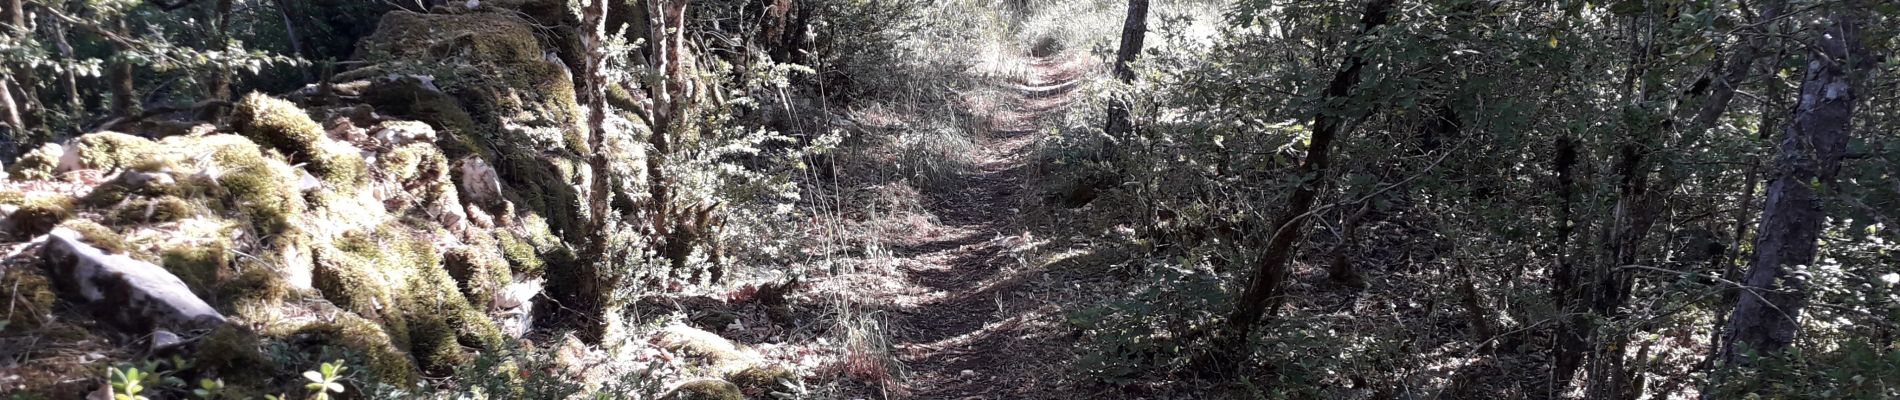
[38,228,226,333]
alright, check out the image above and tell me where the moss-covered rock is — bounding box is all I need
[312,222,508,377]
[726,364,797,395]
[291,313,421,386]
[193,325,281,391]
[84,169,181,209]
[160,134,309,238]
[656,323,759,372]
[68,131,157,172]
[7,143,63,180]
[231,93,369,188]
[54,219,129,255]
[159,237,232,301]
[352,11,592,240]
[107,196,194,225]
[443,239,510,308]
[2,193,76,239]
[665,379,744,400]
[239,257,297,298]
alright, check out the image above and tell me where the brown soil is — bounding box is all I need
[877,52,1098,399]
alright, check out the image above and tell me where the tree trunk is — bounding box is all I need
[203,0,235,102]
[1705,69,1783,374]
[1685,0,1787,136]
[110,19,137,117]
[570,0,615,341]
[272,0,311,82]
[1102,0,1148,137]
[0,75,21,134]
[1553,2,1786,391]
[1213,0,1395,370]
[3,0,39,133]
[645,0,694,271]
[51,17,82,113]
[1718,7,1865,365]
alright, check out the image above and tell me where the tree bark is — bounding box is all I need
[3,0,39,133]
[1718,7,1865,365]
[644,0,694,271]
[1684,0,1787,136]
[272,0,311,82]
[567,0,616,341]
[109,19,137,118]
[1102,0,1148,137]
[1214,0,1395,370]
[0,75,22,134]
[203,0,234,102]
[51,17,82,113]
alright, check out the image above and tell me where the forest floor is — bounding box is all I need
[811,49,1111,399]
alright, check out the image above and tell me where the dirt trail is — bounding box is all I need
[883,51,1095,399]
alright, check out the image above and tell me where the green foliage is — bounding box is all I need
[302,361,347,400]
[108,366,149,400]
[1074,257,1229,382]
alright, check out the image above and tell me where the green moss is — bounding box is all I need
[193,325,279,389]
[230,93,368,188]
[225,264,293,307]
[314,223,509,377]
[443,239,510,307]
[666,379,744,400]
[313,244,397,326]
[69,131,156,172]
[405,310,471,377]
[159,238,231,300]
[726,364,797,394]
[293,314,421,386]
[8,144,64,181]
[495,230,546,275]
[163,135,309,237]
[108,196,193,225]
[5,194,76,239]
[7,144,63,180]
[55,220,128,255]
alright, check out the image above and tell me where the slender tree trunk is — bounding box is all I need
[203,0,235,102]
[1102,0,1148,137]
[272,0,311,82]
[3,0,39,133]
[0,75,21,134]
[1718,7,1865,365]
[570,0,615,341]
[645,0,694,271]
[1550,135,1579,302]
[1685,0,1787,136]
[1554,2,1784,391]
[1214,0,1396,371]
[109,19,136,117]
[51,18,81,113]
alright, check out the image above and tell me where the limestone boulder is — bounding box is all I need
[37,227,226,333]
